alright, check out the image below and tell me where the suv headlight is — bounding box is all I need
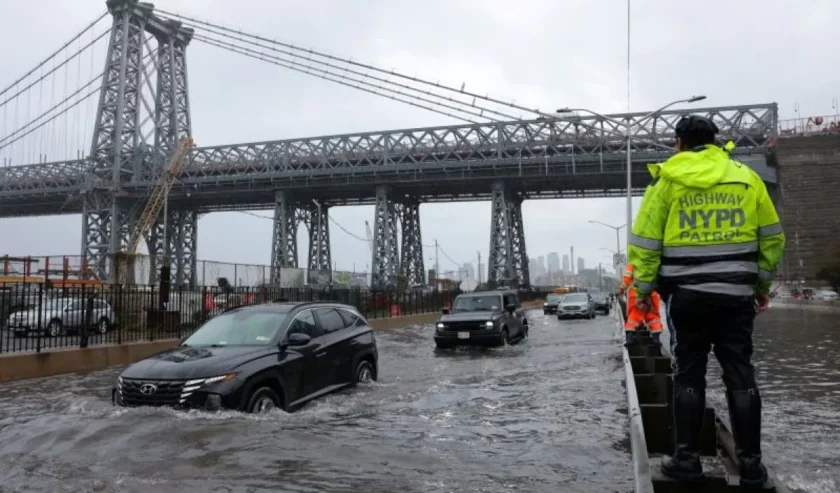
[484,320,494,328]
[182,373,238,404]
[436,322,445,329]
[543,302,548,306]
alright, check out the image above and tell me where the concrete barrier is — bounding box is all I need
[0,312,441,383]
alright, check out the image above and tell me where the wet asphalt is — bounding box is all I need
[0,309,631,493]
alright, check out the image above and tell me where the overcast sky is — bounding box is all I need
[1,0,838,278]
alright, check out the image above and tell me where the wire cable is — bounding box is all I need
[193,33,495,123]
[0,12,108,98]
[193,34,478,124]
[0,28,110,111]
[157,9,550,117]
[184,23,517,122]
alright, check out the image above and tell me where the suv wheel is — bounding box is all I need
[355,359,376,384]
[500,328,510,346]
[97,318,109,334]
[246,387,281,413]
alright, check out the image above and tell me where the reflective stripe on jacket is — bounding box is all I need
[628,143,786,298]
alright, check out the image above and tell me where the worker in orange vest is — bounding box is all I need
[621,263,663,345]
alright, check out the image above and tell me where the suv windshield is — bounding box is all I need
[182,309,288,346]
[546,294,564,302]
[563,293,588,303]
[453,295,501,312]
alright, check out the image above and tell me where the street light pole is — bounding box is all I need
[588,219,626,255]
[560,95,707,246]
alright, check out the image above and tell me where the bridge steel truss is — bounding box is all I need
[487,182,529,289]
[0,3,781,289]
[80,0,198,284]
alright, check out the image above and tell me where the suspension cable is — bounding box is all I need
[156,9,550,118]
[193,35,478,124]
[0,11,108,98]
[0,80,102,151]
[0,28,111,111]
[185,22,518,122]
[194,33,490,124]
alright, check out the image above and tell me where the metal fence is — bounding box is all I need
[778,114,840,137]
[0,281,463,354]
[0,254,373,288]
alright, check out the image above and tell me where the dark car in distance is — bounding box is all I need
[543,293,565,314]
[112,302,378,413]
[591,292,611,315]
[434,290,528,348]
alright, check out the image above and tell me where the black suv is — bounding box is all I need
[434,290,528,348]
[591,292,610,315]
[112,302,378,413]
[543,293,565,314]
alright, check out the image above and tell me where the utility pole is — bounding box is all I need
[434,238,440,282]
[477,250,482,287]
[599,263,603,291]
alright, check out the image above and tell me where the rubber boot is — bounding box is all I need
[661,387,706,483]
[726,388,768,488]
[624,330,637,346]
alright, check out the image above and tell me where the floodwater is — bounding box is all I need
[0,311,631,493]
[707,304,840,493]
[1,304,837,493]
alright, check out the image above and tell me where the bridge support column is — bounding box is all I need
[307,201,332,275]
[146,209,197,287]
[82,191,135,281]
[399,197,425,287]
[487,182,530,289]
[270,191,299,284]
[372,185,399,289]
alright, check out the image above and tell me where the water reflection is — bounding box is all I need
[708,305,840,493]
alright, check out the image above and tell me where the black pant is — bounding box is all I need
[666,292,757,392]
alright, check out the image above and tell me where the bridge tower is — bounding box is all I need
[399,197,425,287]
[371,186,400,289]
[487,182,530,289]
[83,0,196,284]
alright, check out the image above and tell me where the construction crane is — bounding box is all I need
[117,137,194,284]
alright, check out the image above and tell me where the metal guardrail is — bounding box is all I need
[623,345,656,493]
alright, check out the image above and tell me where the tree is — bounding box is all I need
[816,243,840,292]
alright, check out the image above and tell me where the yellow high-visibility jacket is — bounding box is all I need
[628,143,785,298]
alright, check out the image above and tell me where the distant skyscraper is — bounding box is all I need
[537,256,546,276]
[578,257,585,273]
[547,252,560,273]
[463,262,475,280]
[528,258,539,278]
[570,246,575,275]
[562,254,570,273]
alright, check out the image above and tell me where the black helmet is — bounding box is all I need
[675,115,719,138]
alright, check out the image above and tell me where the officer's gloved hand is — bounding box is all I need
[635,295,652,312]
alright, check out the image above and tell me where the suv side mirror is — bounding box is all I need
[286,333,311,346]
[441,307,450,315]
[505,303,516,313]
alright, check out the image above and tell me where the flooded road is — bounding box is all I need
[707,304,840,493]
[0,310,630,493]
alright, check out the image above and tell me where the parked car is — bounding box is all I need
[591,292,611,315]
[543,293,565,314]
[434,290,528,348]
[112,301,378,413]
[557,292,596,319]
[7,297,114,337]
[815,290,839,302]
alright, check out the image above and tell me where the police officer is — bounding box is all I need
[627,115,785,486]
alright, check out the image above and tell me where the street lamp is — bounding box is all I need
[588,219,625,256]
[559,95,706,246]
